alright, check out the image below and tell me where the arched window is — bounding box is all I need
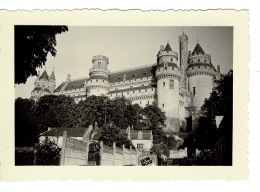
[138,131,143,139]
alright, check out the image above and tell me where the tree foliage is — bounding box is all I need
[15,25,68,84]
[99,123,132,148]
[201,70,233,119]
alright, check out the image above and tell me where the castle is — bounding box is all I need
[31,32,220,132]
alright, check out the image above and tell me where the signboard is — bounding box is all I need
[138,154,158,166]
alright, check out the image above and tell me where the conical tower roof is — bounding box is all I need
[164,43,173,52]
[39,70,49,80]
[192,43,205,55]
[50,69,55,80]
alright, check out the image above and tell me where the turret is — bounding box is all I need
[179,32,189,89]
[31,69,55,101]
[187,43,217,109]
[86,55,110,96]
[155,42,182,132]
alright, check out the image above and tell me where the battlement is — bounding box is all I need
[157,50,178,59]
[92,55,109,64]
[155,66,182,80]
[186,64,216,77]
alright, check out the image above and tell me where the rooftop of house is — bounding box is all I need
[40,128,88,137]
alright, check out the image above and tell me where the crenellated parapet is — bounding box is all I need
[155,64,182,81]
[186,64,216,77]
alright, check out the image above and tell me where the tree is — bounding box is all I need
[15,98,38,147]
[99,123,133,148]
[15,25,68,84]
[201,70,233,119]
[35,95,77,133]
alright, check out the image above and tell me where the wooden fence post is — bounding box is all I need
[60,131,67,166]
[113,142,116,166]
[99,141,103,166]
[122,144,125,166]
[129,146,132,165]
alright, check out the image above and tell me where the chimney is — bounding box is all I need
[217,65,220,73]
[67,74,71,81]
[160,45,164,51]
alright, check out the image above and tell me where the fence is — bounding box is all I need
[60,130,143,166]
[60,131,89,165]
[100,141,142,166]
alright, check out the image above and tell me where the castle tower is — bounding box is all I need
[179,32,189,89]
[86,55,110,96]
[30,69,56,101]
[187,42,217,109]
[49,68,56,92]
[155,43,182,132]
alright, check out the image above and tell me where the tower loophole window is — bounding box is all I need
[193,87,196,95]
[163,82,165,87]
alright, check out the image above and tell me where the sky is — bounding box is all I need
[15,26,233,99]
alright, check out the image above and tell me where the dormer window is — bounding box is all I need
[138,131,143,139]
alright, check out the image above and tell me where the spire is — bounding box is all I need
[164,42,172,52]
[50,68,55,81]
[192,43,205,55]
[39,70,49,80]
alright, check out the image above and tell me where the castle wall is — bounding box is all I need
[188,75,213,109]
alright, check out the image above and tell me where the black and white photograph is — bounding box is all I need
[14,26,233,166]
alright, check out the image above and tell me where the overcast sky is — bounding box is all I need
[15,26,233,99]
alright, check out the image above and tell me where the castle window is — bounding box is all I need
[127,92,129,94]
[116,93,118,96]
[143,73,147,76]
[96,79,98,82]
[38,84,39,86]
[142,84,144,87]
[165,67,167,70]
[133,91,135,93]
[91,80,92,82]
[162,103,164,108]
[152,88,153,91]
[163,82,165,87]
[140,101,142,105]
[138,132,143,139]
[103,80,104,82]
[139,90,141,93]
[130,86,133,88]
[205,60,207,62]
[198,66,200,68]
[132,74,136,78]
[141,78,142,80]
[122,92,123,95]
[145,89,147,92]
[148,101,149,104]
[198,59,200,62]
[171,58,173,61]
[193,87,196,95]
[43,85,45,87]
[111,94,112,96]
[192,67,194,69]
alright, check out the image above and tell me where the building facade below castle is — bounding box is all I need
[31,32,221,132]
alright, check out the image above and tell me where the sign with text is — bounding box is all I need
[138,155,157,166]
